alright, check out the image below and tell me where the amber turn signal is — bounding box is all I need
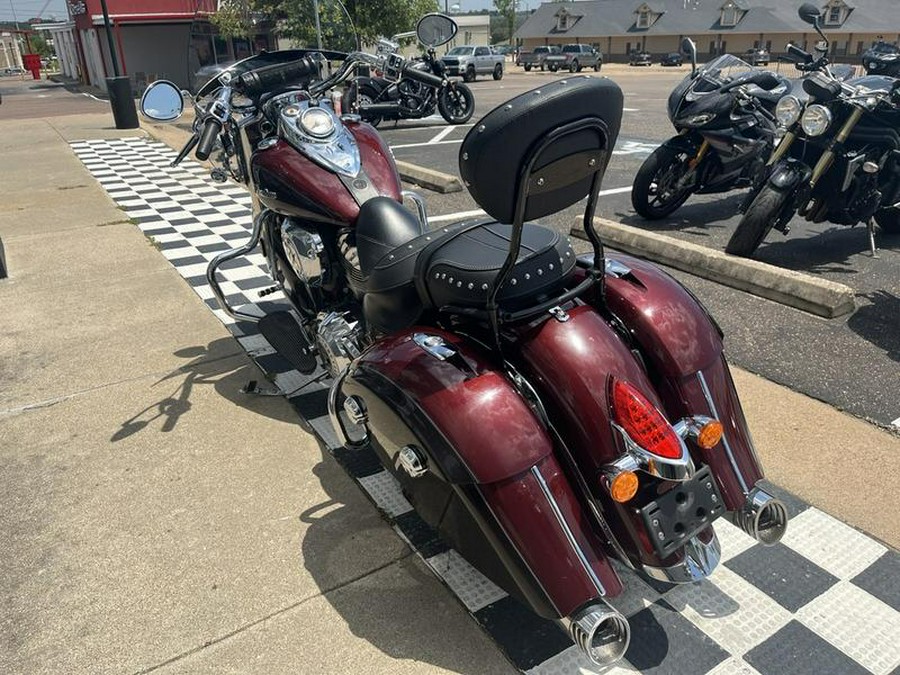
[696,420,724,450]
[609,471,639,503]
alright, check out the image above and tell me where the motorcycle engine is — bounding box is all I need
[279,219,325,316]
[316,311,365,378]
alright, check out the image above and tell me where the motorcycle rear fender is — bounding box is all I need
[342,329,624,616]
[596,254,766,509]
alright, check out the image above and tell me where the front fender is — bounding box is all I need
[768,158,811,192]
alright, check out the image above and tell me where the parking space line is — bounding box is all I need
[428,186,632,223]
[392,139,463,149]
[891,416,900,430]
[428,126,458,144]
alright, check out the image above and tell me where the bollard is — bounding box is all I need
[106,76,139,129]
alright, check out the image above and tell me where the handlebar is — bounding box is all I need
[195,117,222,161]
[234,56,319,97]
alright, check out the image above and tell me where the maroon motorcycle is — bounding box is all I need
[140,5,787,666]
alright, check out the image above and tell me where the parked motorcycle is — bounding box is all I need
[631,37,788,219]
[342,23,474,127]
[140,1,788,666]
[728,3,900,257]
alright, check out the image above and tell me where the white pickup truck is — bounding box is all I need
[440,45,505,82]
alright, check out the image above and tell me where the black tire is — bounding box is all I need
[631,142,695,219]
[874,207,900,233]
[524,63,532,72]
[344,83,381,128]
[438,84,475,124]
[726,185,789,257]
[540,63,545,71]
[569,60,579,73]
[463,66,475,83]
[492,63,503,80]
[593,61,601,71]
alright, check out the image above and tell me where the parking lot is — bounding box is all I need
[376,67,900,429]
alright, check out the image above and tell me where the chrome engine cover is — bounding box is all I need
[316,311,364,378]
[281,219,324,285]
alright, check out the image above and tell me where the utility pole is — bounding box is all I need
[98,0,139,128]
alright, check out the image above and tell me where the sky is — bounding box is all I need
[0,0,539,23]
[0,0,69,23]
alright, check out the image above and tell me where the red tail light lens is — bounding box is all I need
[611,379,683,460]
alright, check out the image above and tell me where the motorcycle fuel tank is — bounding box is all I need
[252,121,402,226]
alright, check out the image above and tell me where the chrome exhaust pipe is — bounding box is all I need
[561,600,630,666]
[731,486,788,545]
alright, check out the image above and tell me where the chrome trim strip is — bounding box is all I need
[696,370,749,493]
[530,466,606,596]
[610,422,695,481]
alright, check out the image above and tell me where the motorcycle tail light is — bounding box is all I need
[696,419,724,450]
[609,470,639,503]
[611,379,682,460]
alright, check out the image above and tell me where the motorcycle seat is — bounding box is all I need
[357,198,575,332]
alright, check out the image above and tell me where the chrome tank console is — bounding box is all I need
[277,98,361,177]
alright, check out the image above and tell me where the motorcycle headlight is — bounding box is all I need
[800,104,832,136]
[299,107,335,139]
[684,113,714,126]
[775,95,802,126]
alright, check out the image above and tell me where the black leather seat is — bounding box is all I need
[360,211,576,332]
[356,197,428,276]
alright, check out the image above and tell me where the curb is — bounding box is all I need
[396,160,462,194]
[571,216,856,318]
[0,235,6,279]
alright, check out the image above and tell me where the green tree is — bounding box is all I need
[492,0,515,44]
[211,0,438,48]
[28,32,53,58]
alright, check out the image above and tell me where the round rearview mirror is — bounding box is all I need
[798,3,822,26]
[140,80,184,122]
[416,13,458,48]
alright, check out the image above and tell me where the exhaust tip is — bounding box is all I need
[732,487,788,545]
[566,602,630,666]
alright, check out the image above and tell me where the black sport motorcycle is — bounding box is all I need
[727,4,900,257]
[631,38,787,220]
[343,25,474,127]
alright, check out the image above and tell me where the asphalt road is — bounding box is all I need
[379,67,900,429]
[0,74,108,119]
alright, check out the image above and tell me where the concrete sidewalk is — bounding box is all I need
[1,112,897,674]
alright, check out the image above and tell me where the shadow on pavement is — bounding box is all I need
[614,192,746,236]
[847,290,900,363]
[297,440,510,674]
[110,339,297,442]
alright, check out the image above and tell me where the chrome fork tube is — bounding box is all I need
[809,107,864,188]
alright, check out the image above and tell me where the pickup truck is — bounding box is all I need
[545,44,603,73]
[441,45,505,82]
[517,46,560,71]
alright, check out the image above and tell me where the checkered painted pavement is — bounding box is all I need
[72,137,900,675]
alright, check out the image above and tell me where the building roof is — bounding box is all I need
[515,0,898,39]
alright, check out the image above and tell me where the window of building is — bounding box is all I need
[856,40,864,54]
[556,10,571,31]
[824,0,846,25]
[720,2,738,26]
[637,10,650,28]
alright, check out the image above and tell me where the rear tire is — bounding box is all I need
[344,83,381,128]
[726,185,789,257]
[569,60,579,73]
[438,84,475,124]
[593,61,601,71]
[874,207,900,233]
[631,142,695,219]
[463,66,475,83]
[492,63,503,80]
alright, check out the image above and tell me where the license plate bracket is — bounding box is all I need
[640,465,725,559]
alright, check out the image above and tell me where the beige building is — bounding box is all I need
[516,0,899,62]
[449,15,492,48]
[0,30,24,71]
